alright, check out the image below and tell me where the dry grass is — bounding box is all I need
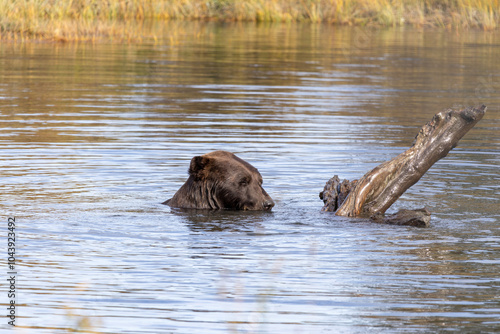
[1,0,499,42]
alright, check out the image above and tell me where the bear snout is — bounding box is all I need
[263,199,275,211]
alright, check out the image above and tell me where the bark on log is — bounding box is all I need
[322,105,486,223]
[319,175,357,212]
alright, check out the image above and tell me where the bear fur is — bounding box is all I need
[163,151,274,211]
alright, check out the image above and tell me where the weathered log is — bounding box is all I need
[322,105,486,222]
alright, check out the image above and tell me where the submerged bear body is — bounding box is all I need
[164,151,274,211]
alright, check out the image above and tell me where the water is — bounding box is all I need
[1,22,499,333]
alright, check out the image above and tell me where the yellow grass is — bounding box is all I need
[0,0,499,42]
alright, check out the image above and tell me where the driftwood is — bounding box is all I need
[320,105,486,227]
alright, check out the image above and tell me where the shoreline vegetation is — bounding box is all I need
[1,0,499,42]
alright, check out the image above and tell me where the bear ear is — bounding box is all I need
[189,156,210,179]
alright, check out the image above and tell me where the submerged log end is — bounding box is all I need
[319,175,341,212]
[370,208,431,228]
[320,175,357,212]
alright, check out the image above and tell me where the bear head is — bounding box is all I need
[164,151,274,211]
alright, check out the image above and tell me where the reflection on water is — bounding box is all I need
[1,22,499,333]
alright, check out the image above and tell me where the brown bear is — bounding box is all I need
[163,151,275,211]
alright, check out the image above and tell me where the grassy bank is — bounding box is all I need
[1,0,499,42]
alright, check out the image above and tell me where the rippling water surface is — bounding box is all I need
[1,23,499,333]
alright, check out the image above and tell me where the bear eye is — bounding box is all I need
[239,177,250,187]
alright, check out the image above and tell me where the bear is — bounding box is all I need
[163,151,275,211]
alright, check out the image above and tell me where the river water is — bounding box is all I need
[1,22,499,333]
